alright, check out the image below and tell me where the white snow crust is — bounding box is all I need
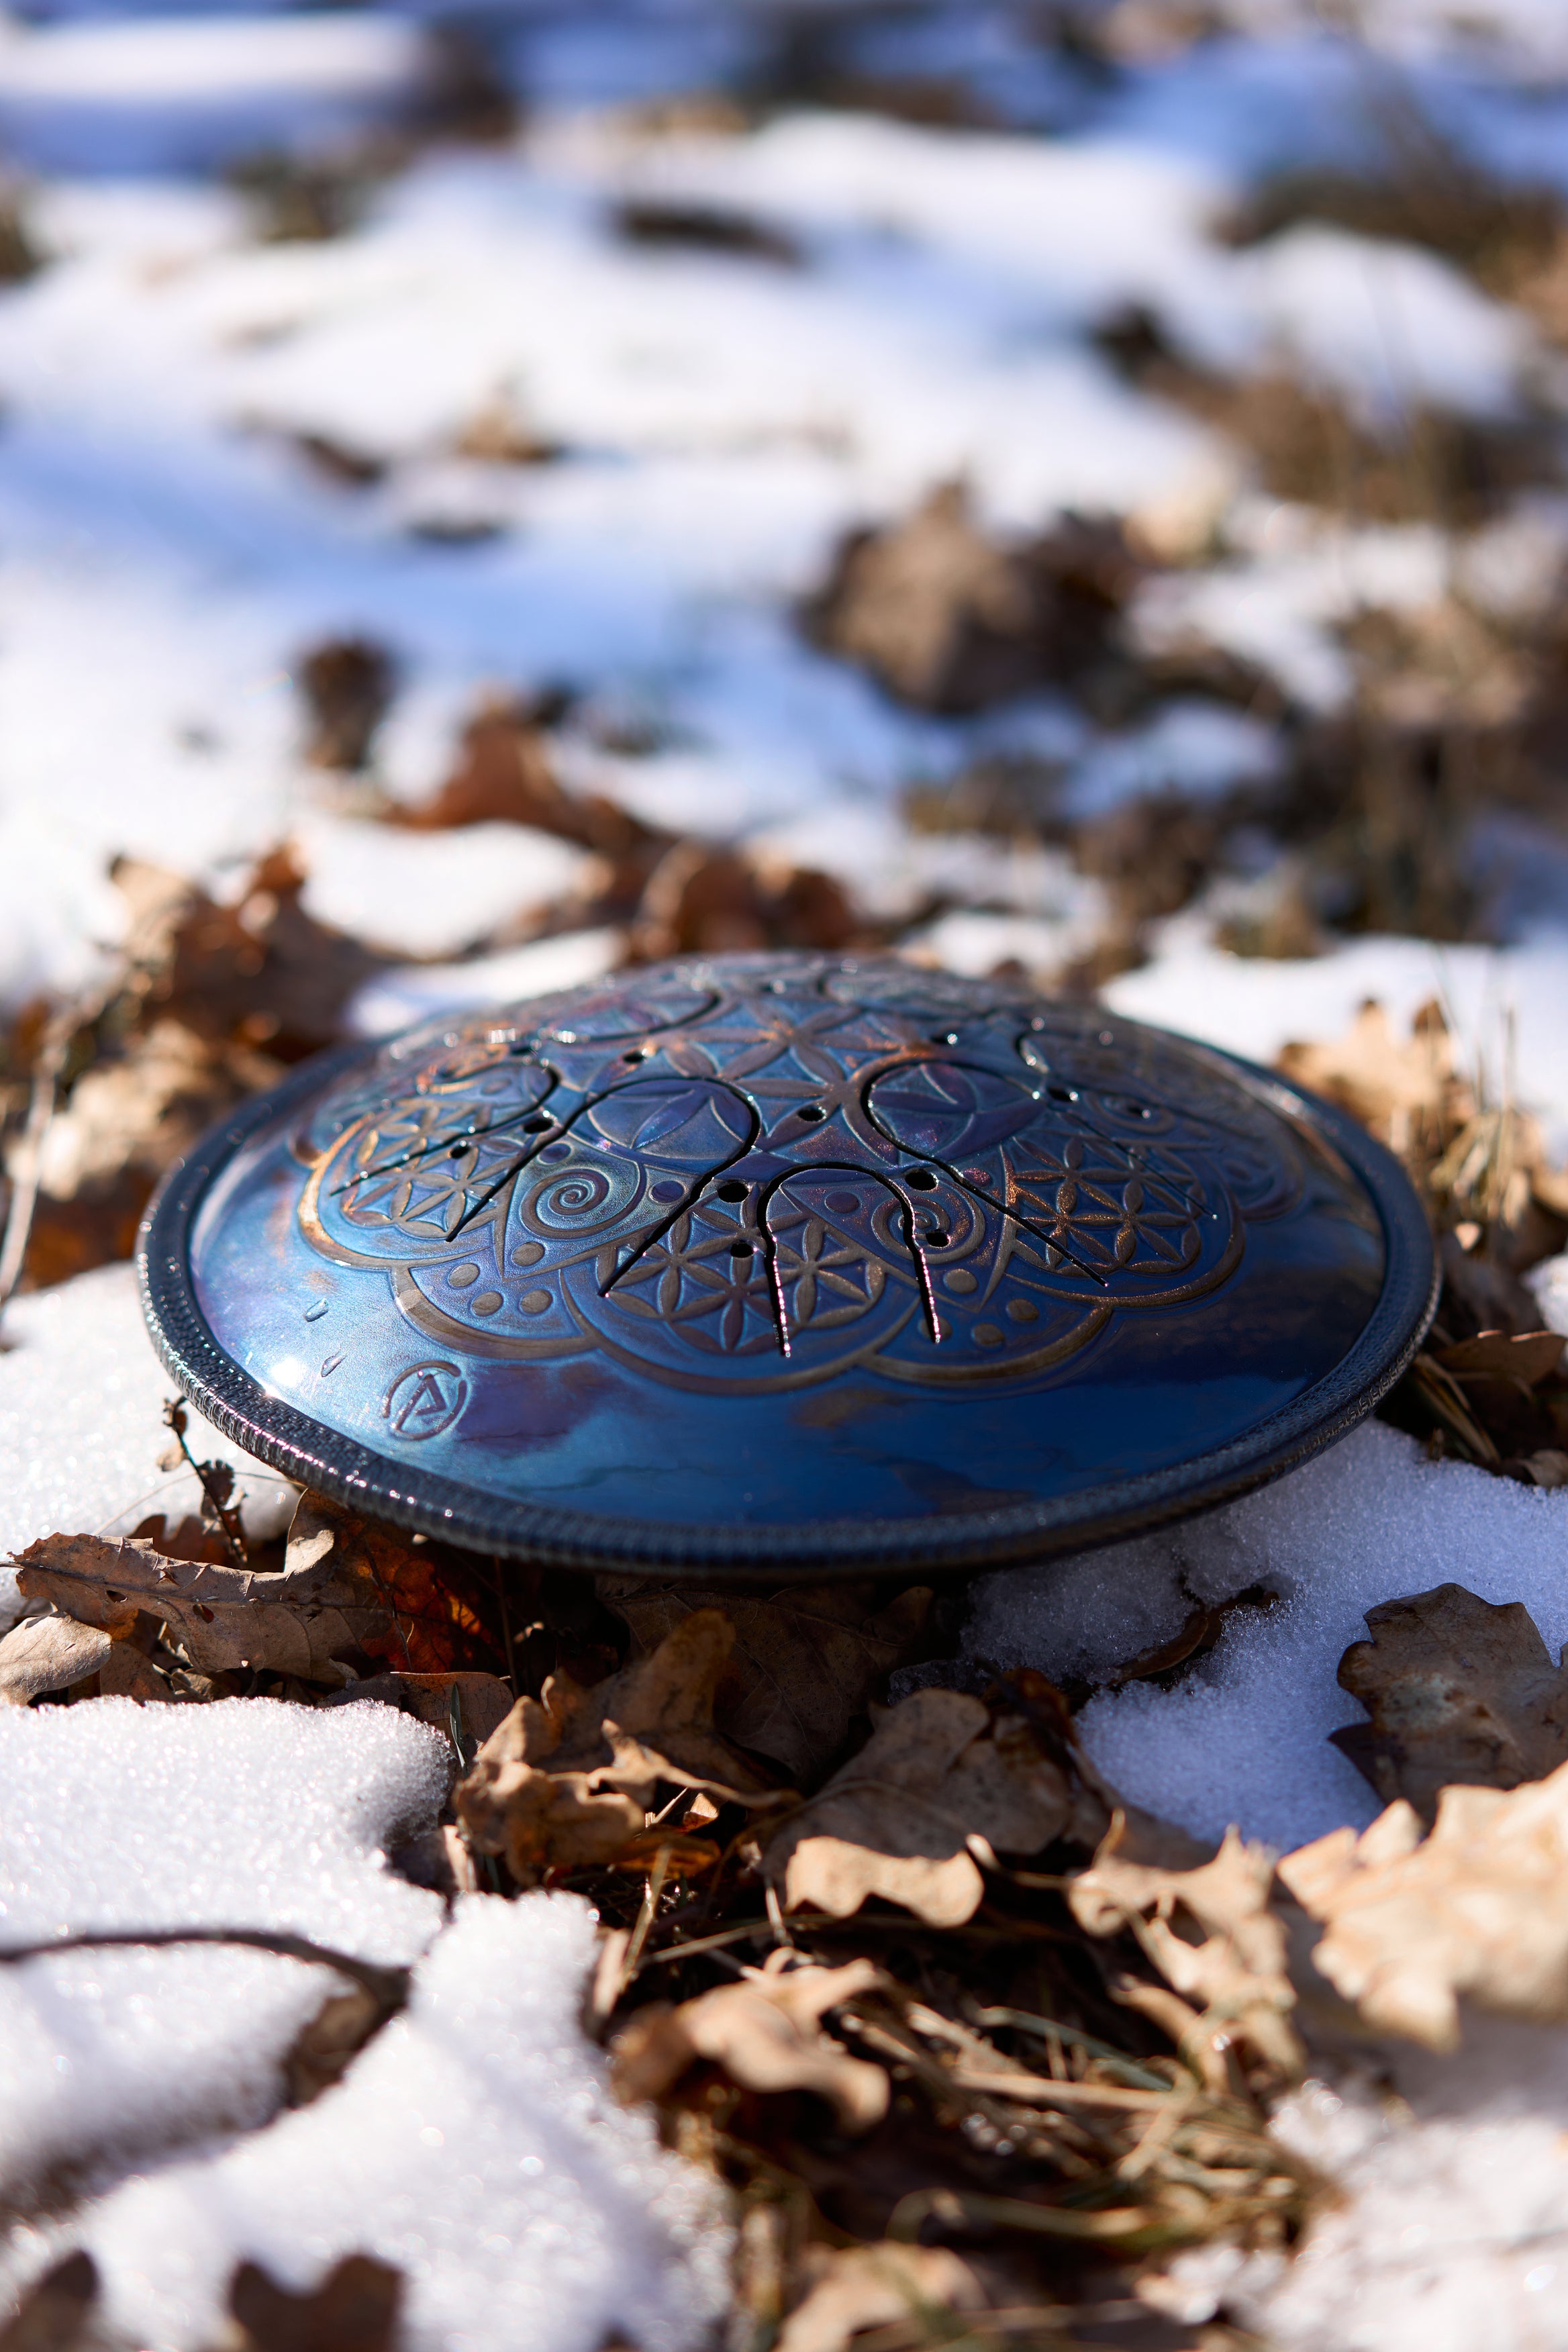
[0,1699,448,2223]
[69,1895,732,2352]
[0,1264,298,1634]
[969,1419,1568,1855]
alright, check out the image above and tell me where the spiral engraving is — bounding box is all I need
[293,955,1304,1392]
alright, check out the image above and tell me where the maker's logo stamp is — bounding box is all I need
[383,1361,467,1439]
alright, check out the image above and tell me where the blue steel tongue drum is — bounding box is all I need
[138,952,1436,1578]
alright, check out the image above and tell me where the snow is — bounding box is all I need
[967,1418,1568,1855]
[1528,1254,1568,1338]
[0,1264,299,1635]
[1105,926,1568,1159]
[294,814,593,959]
[64,1896,732,2352]
[1063,700,1282,820]
[1203,2024,1568,2348]
[0,1710,731,2352]
[4,0,1568,2335]
[346,924,623,1038]
[0,1698,447,2225]
[0,14,432,175]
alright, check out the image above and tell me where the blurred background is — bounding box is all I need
[5,0,1568,1334]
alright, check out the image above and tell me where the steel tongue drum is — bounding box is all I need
[139,952,1436,1578]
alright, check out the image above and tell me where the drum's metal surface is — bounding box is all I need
[138,952,1436,1577]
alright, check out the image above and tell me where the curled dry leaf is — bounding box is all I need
[1332,1583,1568,1822]
[1069,1823,1302,2079]
[1436,1329,1566,1386]
[0,1613,114,1706]
[1281,1761,1568,2051]
[597,1578,932,1781]
[455,1609,784,1881]
[1276,997,1469,1171]
[610,1953,889,2134]
[15,1491,493,1687]
[775,2243,985,2352]
[762,1685,1081,1929]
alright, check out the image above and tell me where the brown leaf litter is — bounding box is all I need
[1282,1758,1568,2051]
[455,1607,788,1885]
[295,636,398,772]
[1068,1824,1303,2086]
[761,1683,1097,1930]
[771,2241,986,2352]
[0,2247,401,2352]
[1332,1581,1568,1822]
[596,1578,934,1781]
[10,1488,499,1700]
[2,846,387,1292]
[801,481,1137,718]
[611,1953,891,2133]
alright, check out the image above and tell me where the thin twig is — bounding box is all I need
[162,1398,249,1565]
[0,1924,413,2011]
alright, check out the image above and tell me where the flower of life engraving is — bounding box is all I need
[295,961,1301,1395]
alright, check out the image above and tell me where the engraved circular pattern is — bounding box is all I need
[139,952,1437,1578]
[293,962,1298,1392]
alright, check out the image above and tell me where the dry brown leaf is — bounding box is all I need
[15,1492,493,1687]
[455,1610,785,1881]
[0,1613,114,1705]
[803,482,1132,715]
[458,1757,644,1883]
[295,636,396,771]
[1069,1823,1302,2077]
[610,1952,889,2133]
[1280,1761,1568,2049]
[1332,1583,1568,1821]
[1276,997,1471,1167]
[112,849,384,1060]
[762,1686,1074,1928]
[1436,1328,1566,1385]
[776,2243,985,2352]
[597,1579,932,1781]
[229,2252,401,2352]
[481,1609,779,1803]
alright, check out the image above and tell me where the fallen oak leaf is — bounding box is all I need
[761,1685,1076,1928]
[597,1577,933,1781]
[1436,1328,1566,1386]
[454,1610,786,1881]
[15,1492,496,1687]
[0,1613,114,1705]
[1276,997,1470,1169]
[15,1531,370,1685]
[609,1952,890,2133]
[775,2243,986,2352]
[458,1757,645,1884]
[1067,1822,1302,2079]
[1280,1761,1568,2051]
[1332,1582,1568,1822]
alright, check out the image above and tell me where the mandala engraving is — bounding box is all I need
[295,957,1302,1393]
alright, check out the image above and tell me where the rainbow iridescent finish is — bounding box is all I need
[140,954,1436,1577]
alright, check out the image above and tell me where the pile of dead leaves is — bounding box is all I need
[16,1446,1568,2348]
[1276,993,1568,1483]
